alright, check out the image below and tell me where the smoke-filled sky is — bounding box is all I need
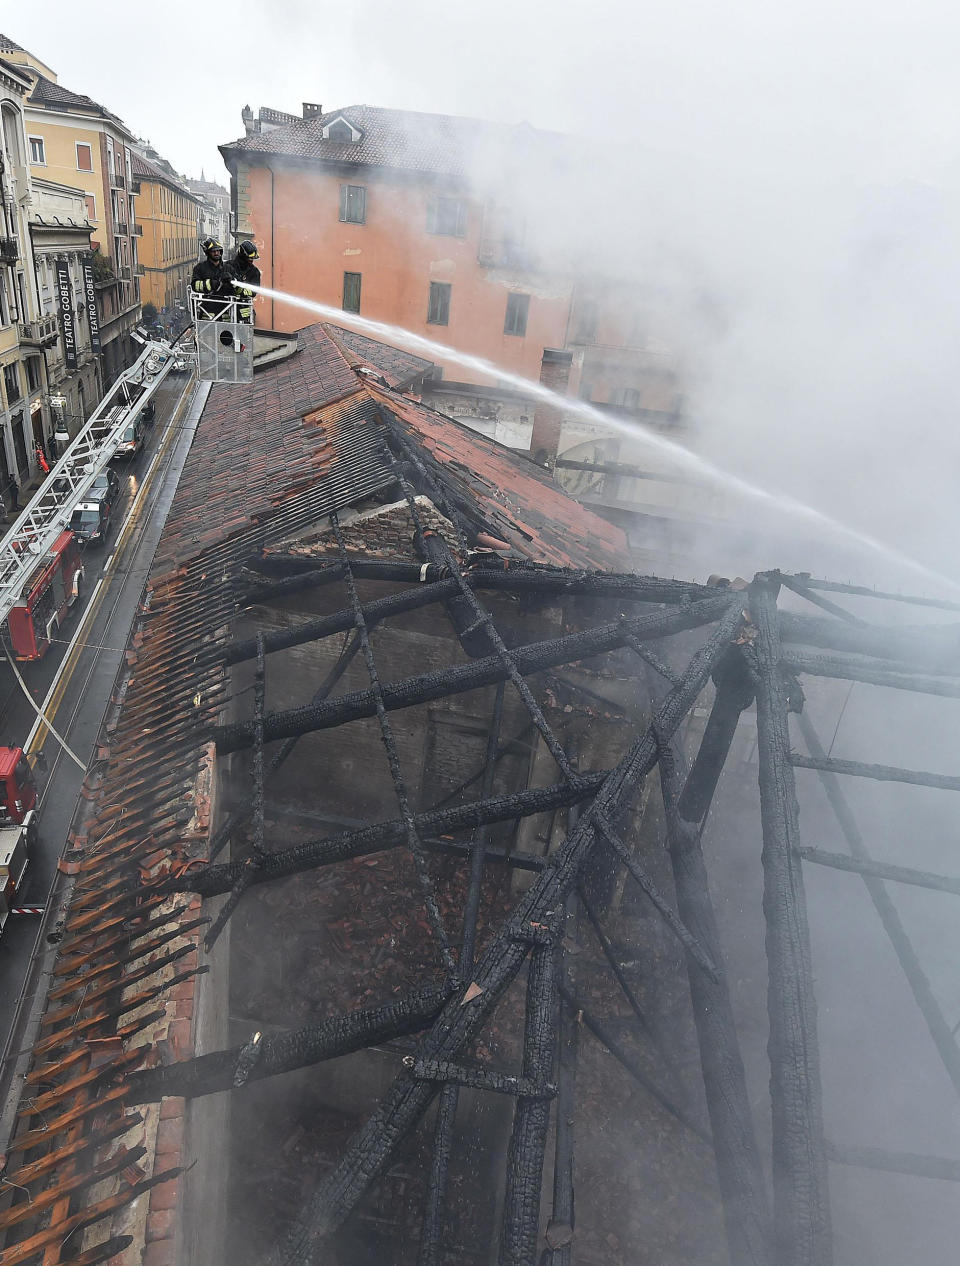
[12,0,960,590]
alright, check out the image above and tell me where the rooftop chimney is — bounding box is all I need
[530,349,573,468]
[303,102,323,120]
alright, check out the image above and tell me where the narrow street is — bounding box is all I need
[0,368,205,1098]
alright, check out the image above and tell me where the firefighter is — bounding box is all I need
[230,240,261,323]
[191,237,233,319]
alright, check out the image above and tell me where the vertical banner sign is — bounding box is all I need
[82,262,101,354]
[55,260,78,370]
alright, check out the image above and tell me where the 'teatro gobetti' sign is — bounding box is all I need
[82,261,101,354]
[55,260,78,370]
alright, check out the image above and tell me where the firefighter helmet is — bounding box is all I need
[237,240,259,261]
[201,237,223,257]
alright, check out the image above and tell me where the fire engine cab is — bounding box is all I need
[6,531,83,662]
[0,746,37,826]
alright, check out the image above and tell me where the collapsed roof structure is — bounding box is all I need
[1,324,960,1266]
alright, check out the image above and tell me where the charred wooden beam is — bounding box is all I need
[799,846,960,895]
[750,576,832,1266]
[411,1058,556,1099]
[790,752,960,793]
[678,645,755,823]
[778,574,866,625]
[267,600,744,1266]
[239,558,445,604]
[662,747,772,1266]
[783,648,960,697]
[209,630,366,860]
[543,893,580,1266]
[825,1140,960,1181]
[128,981,452,1102]
[499,942,558,1266]
[216,593,737,751]
[796,710,960,1103]
[592,811,719,980]
[779,612,960,673]
[800,577,960,614]
[165,775,605,899]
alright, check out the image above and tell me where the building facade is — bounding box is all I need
[219,103,683,438]
[2,36,142,384]
[0,46,55,497]
[132,151,200,324]
[29,178,100,445]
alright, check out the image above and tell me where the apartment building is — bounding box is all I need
[132,151,200,320]
[0,46,52,493]
[2,35,142,383]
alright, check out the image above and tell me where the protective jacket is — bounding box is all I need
[191,257,234,316]
[230,257,261,322]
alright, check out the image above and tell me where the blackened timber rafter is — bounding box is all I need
[750,576,833,1266]
[329,508,455,969]
[661,746,773,1266]
[783,648,960,697]
[499,942,559,1266]
[264,598,744,1266]
[164,775,609,900]
[216,592,737,752]
[790,752,960,793]
[795,709,960,1104]
[127,981,454,1103]
[226,570,730,666]
[798,846,960,896]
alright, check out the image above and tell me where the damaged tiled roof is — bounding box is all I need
[326,324,436,390]
[153,325,391,576]
[157,321,627,576]
[366,383,629,570]
[221,104,567,179]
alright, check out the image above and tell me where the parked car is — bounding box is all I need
[69,491,111,547]
[112,415,144,461]
[141,399,156,426]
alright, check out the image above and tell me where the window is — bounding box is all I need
[503,292,530,337]
[427,281,451,326]
[28,136,45,165]
[4,363,21,406]
[76,142,93,172]
[84,194,97,222]
[328,120,354,143]
[575,300,598,343]
[339,184,366,224]
[25,357,41,392]
[427,197,467,238]
[342,271,361,313]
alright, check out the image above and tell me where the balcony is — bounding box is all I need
[0,236,19,264]
[111,171,126,190]
[18,315,59,347]
[118,264,131,280]
[130,178,141,195]
[133,223,143,236]
[115,221,128,237]
[134,263,145,277]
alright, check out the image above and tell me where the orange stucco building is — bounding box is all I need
[219,104,682,428]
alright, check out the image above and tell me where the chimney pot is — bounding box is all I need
[530,349,573,468]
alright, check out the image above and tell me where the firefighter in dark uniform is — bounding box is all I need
[230,240,261,323]
[191,237,233,319]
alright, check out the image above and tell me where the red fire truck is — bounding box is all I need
[0,748,38,931]
[5,531,84,662]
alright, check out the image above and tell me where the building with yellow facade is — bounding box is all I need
[2,35,142,383]
[131,151,200,325]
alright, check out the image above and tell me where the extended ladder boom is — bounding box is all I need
[0,340,174,627]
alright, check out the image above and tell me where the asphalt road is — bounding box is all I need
[0,369,205,1093]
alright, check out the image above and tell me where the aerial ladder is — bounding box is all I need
[0,337,177,915]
